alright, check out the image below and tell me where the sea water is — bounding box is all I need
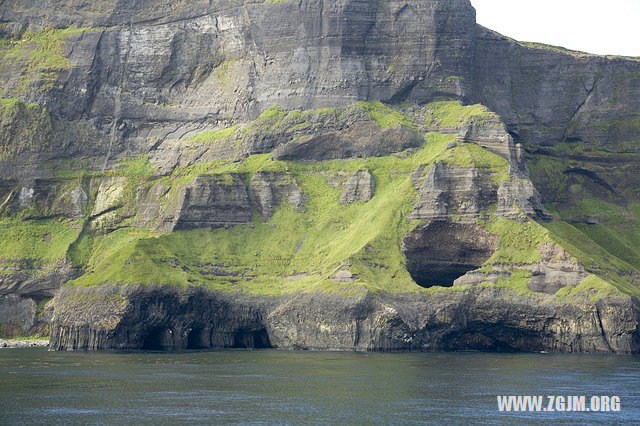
[1,349,638,424]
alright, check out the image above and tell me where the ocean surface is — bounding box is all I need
[0,349,638,425]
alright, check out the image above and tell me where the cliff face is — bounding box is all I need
[0,0,639,352]
[0,0,476,177]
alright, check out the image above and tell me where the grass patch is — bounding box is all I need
[483,219,552,265]
[113,155,157,177]
[68,132,462,294]
[349,101,418,130]
[187,125,240,144]
[423,101,495,128]
[555,275,623,302]
[0,218,80,262]
[435,142,510,183]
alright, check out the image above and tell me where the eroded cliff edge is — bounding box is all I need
[0,0,639,352]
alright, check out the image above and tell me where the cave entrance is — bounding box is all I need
[142,327,170,350]
[402,221,498,288]
[186,327,209,350]
[232,328,271,349]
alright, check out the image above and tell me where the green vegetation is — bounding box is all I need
[0,99,635,302]
[0,27,101,91]
[0,97,53,156]
[435,142,510,184]
[520,42,592,56]
[349,101,418,130]
[214,59,240,82]
[483,219,552,265]
[188,126,241,144]
[521,41,640,61]
[0,218,81,264]
[557,198,640,273]
[424,101,495,128]
[69,132,457,294]
[114,155,157,177]
[555,274,623,302]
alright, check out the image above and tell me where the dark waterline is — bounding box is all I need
[1,349,638,424]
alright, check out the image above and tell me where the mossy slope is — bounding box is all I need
[1,101,638,302]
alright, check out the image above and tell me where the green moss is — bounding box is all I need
[113,155,157,177]
[0,27,101,91]
[593,116,640,135]
[0,97,53,157]
[435,142,510,183]
[558,198,640,273]
[483,219,552,265]
[0,218,81,263]
[67,231,94,269]
[520,42,591,56]
[423,101,495,128]
[188,125,240,144]
[479,269,533,295]
[349,101,418,130]
[68,132,460,294]
[214,59,240,82]
[543,220,640,299]
[555,275,623,302]
[46,101,639,300]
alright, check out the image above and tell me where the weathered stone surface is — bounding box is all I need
[473,26,640,151]
[0,294,51,337]
[0,0,477,135]
[340,170,375,204]
[91,177,127,218]
[453,243,588,295]
[49,284,640,354]
[408,162,496,221]
[49,284,275,351]
[0,260,78,301]
[456,114,526,176]
[0,179,89,220]
[496,179,550,221]
[0,0,638,176]
[173,175,253,230]
[272,124,423,161]
[248,172,306,220]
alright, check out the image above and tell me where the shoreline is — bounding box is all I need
[0,339,49,349]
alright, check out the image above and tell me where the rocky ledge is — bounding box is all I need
[50,284,640,354]
[0,338,49,348]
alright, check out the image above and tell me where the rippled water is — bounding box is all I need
[0,349,638,424]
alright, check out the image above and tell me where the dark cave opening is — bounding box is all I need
[142,327,169,350]
[232,328,271,349]
[402,221,498,288]
[186,327,209,350]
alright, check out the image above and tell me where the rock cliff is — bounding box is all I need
[0,0,639,353]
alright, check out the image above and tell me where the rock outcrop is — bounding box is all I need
[49,284,640,354]
[249,172,306,220]
[340,170,375,204]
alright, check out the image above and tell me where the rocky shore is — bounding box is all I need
[49,284,640,354]
[0,338,49,348]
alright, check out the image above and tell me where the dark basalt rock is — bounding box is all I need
[49,284,640,354]
[272,124,424,161]
[402,221,498,288]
